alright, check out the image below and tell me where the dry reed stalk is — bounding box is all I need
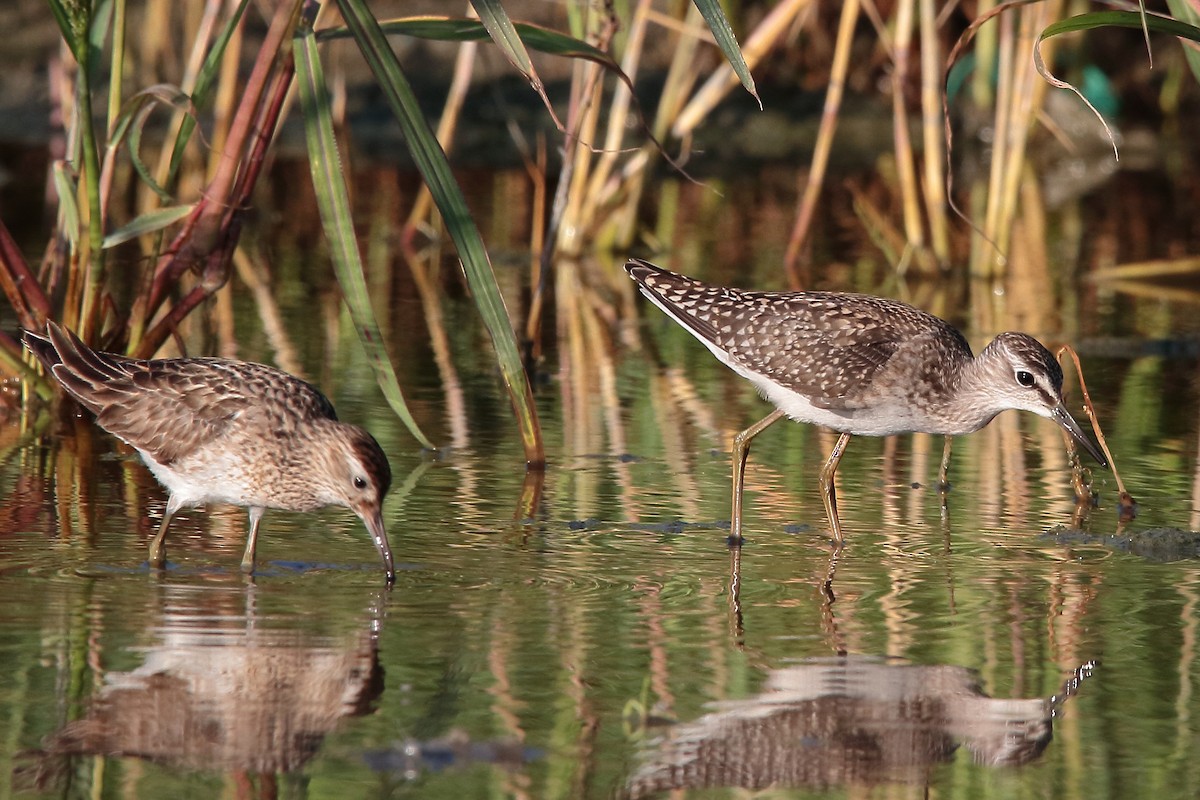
[522,135,549,358]
[138,0,172,88]
[996,8,1053,251]
[138,0,302,357]
[1005,166,1055,333]
[651,5,707,140]
[148,0,224,200]
[1055,344,1126,504]
[1096,280,1200,305]
[549,2,619,260]
[918,0,950,264]
[405,3,480,234]
[206,1,246,185]
[606,4,706,252]
[973,2,1061,286]
[977,8,1015,281]
[672,0,814,140]
[891,0,926,263]
[1091,257,1200,281]
[575,0,652,240]
[556,54,607,257]
[783,0,860,287]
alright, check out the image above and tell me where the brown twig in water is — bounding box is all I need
[1055,344,1134,514]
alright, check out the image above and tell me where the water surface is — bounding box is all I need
[2,163,1200,798]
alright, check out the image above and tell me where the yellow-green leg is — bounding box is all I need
[818,432,852,547]
[241,507,265,574]
[938,435,953,492]
[730,409,786,542]
[148,498,181,567]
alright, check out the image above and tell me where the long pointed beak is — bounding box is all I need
[361,507,395,584]
[1050,405,1108,469]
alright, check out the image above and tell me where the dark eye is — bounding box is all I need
[1016,370,1035,387]
[353,476,368,490]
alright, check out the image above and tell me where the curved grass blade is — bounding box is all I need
[468,0,560,127]
[1166,0,1200,84]
[48,0,88,62]
[317,15,692,179]
[692,0,760,108]
[107,84,196,202]
[333,0,544,466]
[102,204,194,249]
[1036,10,1200,158]
[316,16,615,70]
[51,162,82,250]
[470,0,535,75]
[295,20,434,450]
[164,0,251,186]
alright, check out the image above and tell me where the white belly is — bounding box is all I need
[694,331,941,437]
[138,449,259,509]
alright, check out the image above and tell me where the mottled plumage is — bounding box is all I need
[24,322,395,581]
[626,259,1107,541]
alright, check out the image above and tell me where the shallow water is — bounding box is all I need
[2,294,1199,799]
[0,99,1198,794]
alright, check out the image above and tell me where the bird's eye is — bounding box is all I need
[353,476,368,490]
[1015,370,1035,387]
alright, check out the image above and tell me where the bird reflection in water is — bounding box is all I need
[625,656,1094,798]
[27,584,385,788]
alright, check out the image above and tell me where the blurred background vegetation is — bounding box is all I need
[2,4,1200,797]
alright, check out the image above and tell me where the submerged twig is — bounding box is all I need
[1056,344,1133,514]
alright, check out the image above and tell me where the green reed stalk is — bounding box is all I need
[51,0,107,341]
[334,0,544,466]
[295,13,433,450]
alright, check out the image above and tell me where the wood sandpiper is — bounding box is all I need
[626,258,1108,542]
[24,322,395,581]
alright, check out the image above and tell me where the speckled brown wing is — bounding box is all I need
[627,260,970,410]
[712,291,969,410]
[26,323,337,465]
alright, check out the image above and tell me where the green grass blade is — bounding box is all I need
[295,19,434,450]
[469,0,535,77]
[1166,0,1200,84]
[692,0,760,108]
[47,0,80,61]
[467,0,558,124]
[1040,9,1200,40]
[108,84,195,202]
[316,16,616,67]
[333,0,544,466]
[51,162,82,249]
[102,204,194,248]
[165,0,252,186]
[1037,10,1200,159]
